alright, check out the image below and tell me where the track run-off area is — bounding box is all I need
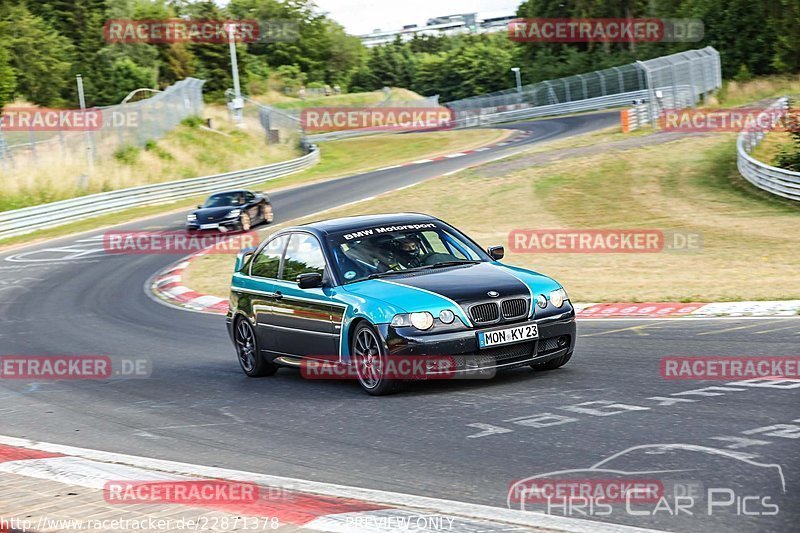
[1,112,798,533]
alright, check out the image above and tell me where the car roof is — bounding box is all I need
[208,190,250,196]
[287,213,440,236]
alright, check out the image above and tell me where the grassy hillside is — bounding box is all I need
[0,105,299,212]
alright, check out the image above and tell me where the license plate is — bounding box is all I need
[200,223,219,230]
[478,323,539,348]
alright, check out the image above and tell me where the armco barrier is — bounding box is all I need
[0,148,320,240]
[737,97,800,201]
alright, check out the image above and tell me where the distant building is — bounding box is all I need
[358,13,515,48]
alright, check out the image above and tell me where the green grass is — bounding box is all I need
[710,75,800,107]
[269,88,424,111]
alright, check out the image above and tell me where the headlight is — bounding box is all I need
[536,294,548,308]
[410,312,434,330]
[226,209,241,218]
[187,214,197,221]
[550,288,569,308]
[391,312,435,330]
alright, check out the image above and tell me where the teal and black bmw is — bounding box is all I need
[226,213,576,395]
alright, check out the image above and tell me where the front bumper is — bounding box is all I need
[378,310,576,373]
[186,218,242,231]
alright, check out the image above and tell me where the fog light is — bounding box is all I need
[439,309,455,324]
[557,336,569,347]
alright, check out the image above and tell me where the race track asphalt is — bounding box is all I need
[1,111,797,533]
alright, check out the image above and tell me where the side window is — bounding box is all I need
[282,233,326,282]
[251,235,287,279]
[245,192,256,202]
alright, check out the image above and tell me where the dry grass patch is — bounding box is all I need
[242,133,799,303]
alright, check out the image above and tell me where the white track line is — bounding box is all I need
[0,435,665,533]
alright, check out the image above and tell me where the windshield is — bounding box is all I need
[327,222,488,283]
[203,193,244,208]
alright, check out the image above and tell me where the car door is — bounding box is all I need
[248,234,288,353]
[270,232,341,359]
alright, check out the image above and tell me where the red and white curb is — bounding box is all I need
[150,252,230,314]
[574,301,800,319]
[151,257,800,320]
[0,436,662,533]
[371,131,531,172]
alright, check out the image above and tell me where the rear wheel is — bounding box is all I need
[264,204,274,224]
[532,351,572,371]
[234,318,276,377]
[352,323,399,396]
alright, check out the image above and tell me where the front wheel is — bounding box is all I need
[240,213,252,232]
[234,318,277,377]
[352,323,400,396]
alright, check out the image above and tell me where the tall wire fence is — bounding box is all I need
[446,47,721,126]
[0,78,205,170]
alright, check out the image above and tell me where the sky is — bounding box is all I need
[312,0,521,35]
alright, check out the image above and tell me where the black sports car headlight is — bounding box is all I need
[225,209,242,218]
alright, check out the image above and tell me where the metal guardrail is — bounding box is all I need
[737,97,800,202]
[0,148,320,240]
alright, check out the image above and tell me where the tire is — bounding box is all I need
[351,322,400,396]
[532,351,572,371]
[241,213,252,231]
[264,204,274,224]
[234,318,277,377]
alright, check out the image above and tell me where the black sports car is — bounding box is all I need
[187,190,273,232]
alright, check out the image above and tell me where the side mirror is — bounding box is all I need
[197,205,202,209]
[235,246,257,273]
[487,245,505,260]
[297,272,323,289]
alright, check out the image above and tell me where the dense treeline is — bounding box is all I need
[0,0,798,109]
[352,0,800,100]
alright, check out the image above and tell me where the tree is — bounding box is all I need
[0,4,73,106]
[0,43,16,110]
[187,0,250,101]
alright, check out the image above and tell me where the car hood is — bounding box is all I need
[343,262,565,324]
